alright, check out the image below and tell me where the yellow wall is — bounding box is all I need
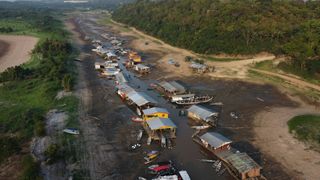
[143,112,169,121]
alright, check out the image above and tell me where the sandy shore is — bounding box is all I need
[253,97,320,180]
[0,35,38,72]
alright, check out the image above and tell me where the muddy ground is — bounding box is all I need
[0,40,9,58]
[66,13,308,180]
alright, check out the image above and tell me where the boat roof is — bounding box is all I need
[200,132,232,149]
[146,117,177,130]
[187,105,218,120]
[127,91,157,106]
[171,94,195,98]
[142,107,169,115]
[225,152,261,173]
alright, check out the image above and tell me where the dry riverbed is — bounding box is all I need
[68,12,320,180]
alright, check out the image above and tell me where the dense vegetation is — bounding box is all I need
[113,0,320,79]
[288,115,320,149]
[0,4,78,178]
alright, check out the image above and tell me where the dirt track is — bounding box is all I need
[0,35,38,72]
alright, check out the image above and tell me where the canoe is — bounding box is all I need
[63,128,80,135]
[131,116,143,123]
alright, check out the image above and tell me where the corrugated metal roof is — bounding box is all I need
[225,153,261,173]
[187,105,218,120]
[115,73,128,84]
[159,81,177,92]
[135,64,150,69]
[127,91,157,107]
[142,107,169,115]
[200,132,232,149]
[116,83,135,94]
[146,117,177,130]
[170,81,186,93]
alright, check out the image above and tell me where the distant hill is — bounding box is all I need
[113,0,320,78]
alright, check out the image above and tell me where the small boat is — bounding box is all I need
[167,139,173,149]
[210,102,224,106]
[215,161,222,172]
[131,116,143,123]
[147,137,152,145]
[144,150,160,164]
[191,125,210,130]
[148,161,172,170]
[148,164,171,174]
[179,170,191,180]
[63,128,80,135]
[175,95,213,105]
[130,143,141,150]
[200,159,216,163]
[137,129,143,141]
[230,112,239,119]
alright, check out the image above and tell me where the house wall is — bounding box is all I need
[143,112,169,120]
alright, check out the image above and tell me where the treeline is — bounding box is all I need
[0,7,74,179]
[113,0,320,78]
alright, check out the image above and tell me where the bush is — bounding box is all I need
[0,136,21,163]
[288,115,320,146]
[44,144,62,164]
[0,66,33,82]
[62,74,72,92]
[20,155,41,180]
[34,121,46,137]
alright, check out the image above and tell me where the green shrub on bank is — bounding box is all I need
[20,155,42,180]
[288,115,320,148]
[0,136,21,163]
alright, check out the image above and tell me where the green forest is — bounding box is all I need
[0,3,78,179]
[113,0,320,79]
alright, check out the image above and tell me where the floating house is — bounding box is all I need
[142,107,169,121]
[187,105,219,126]
[101,68,120,76]
[127,91,157,111]
[95,62,105,70]
[128,51,142,63]
[158,81,186,95]
[115,72,128,85]
[116,83,135,99]
[134,64,150,74]
[220,152,262,180]
[189,62,208,73]
[199,132,232,154]
[143,117,177,141]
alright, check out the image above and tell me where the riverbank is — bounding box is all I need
[0,35,38,72]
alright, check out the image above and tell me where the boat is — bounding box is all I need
[178,170,191,180]
[191,125,210,130]
[175,95,213,105]
[148,164,171,174]
[200,159,216,163]
[137,129,143,141]
[130,143,141,150]
[144,150,160,164]
[131,116,143,123]
[148,161,172,171]
[218,168,226,176]
[63,128,80,135]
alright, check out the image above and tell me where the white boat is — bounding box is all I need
[170,94,195,103]
[152,175,179,180]
[191,125,210,130]
[63,128,80,135]
[176,95,213,105]
[179,170,191,180]
[137,129,143,141]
